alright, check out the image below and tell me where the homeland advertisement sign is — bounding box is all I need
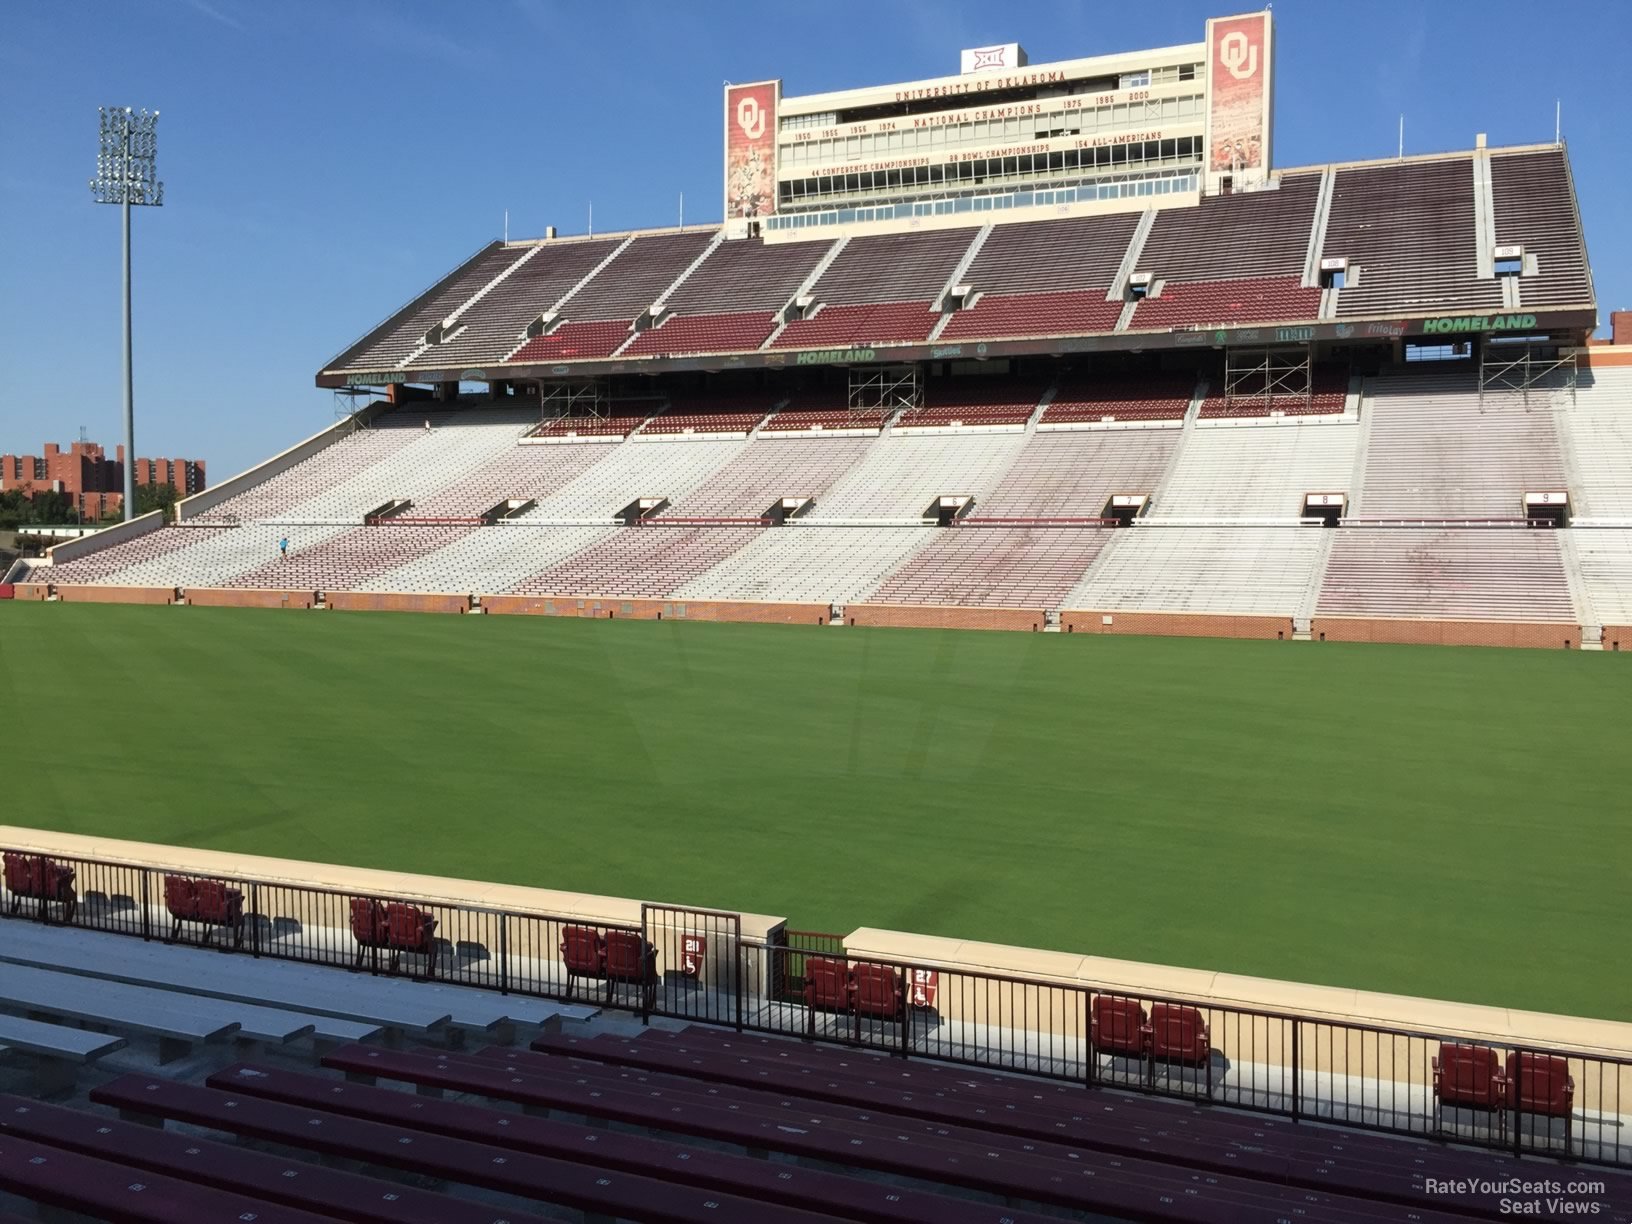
[724,80,779,219]
[1203,11,1272,190]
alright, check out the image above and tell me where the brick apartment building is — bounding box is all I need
[0,440,206,520]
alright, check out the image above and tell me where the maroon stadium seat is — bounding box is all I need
[383,902,438,977]
[1149,1002,1212,1094]
[1432,1042,1506,1137]
[850,963,904,1041]
[1506,1051,1574,1150]
[604,929,658,1009]
[1090,994,1149,1059]
[561,925,607,1000]
[3,852,76,922]
[164,874,245,948]
[802,955,853,1035]
[349,896,387,967]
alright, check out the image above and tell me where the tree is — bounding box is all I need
[135,482,179,522]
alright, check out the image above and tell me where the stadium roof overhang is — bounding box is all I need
[316,306,1598,389]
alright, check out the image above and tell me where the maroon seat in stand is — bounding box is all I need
[1432,1042,1506,1137]
[605,929,658,1009]
[561,925,607,1001]
[1149,1002,1212,1095]
[3,852,76,922]
[1507,1051,1574,1153]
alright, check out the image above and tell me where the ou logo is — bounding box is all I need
[1219,30,1258,80]
[736,96,766,140]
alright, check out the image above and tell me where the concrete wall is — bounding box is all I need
[846,603,1047,631]
[483,594,830,625]
[42,509,165,566]
[175,400,392,521]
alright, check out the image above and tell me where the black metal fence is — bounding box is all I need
[3,845,1628,1168]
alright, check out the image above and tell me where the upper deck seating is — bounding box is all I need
[1138,172,1320,282]
[1326,157,1503,317]
[771,300,941,348]
[1041,374,1195,424]
[428,238,620,366]
[624,310,778,356]
[508,319,633,363]
[662,236,834,315]
[1490,149,1594,308]
[940,290,1123,341]
[555,231,716,323]
[328,244,524,372]
[1130,275,1320,329]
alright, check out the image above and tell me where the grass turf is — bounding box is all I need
[1,601,1627,1020]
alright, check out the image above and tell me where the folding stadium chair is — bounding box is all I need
[802,956,853,1038]
[560,925,607,1002]
[1149,1002,1213,1096]
[1507,1051,1574,1154]
[605,930,658,1011]
[1432,1042,1507,1141]
[1090,994,1150,1084]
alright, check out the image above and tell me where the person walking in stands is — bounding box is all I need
[278,536,289,561]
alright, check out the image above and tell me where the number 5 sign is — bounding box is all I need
[910,969,939,1008]
[680,934,707,980]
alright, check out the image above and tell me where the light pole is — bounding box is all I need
[90,107,163,521]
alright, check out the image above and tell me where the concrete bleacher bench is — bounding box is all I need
[0,961,238,1065]
[208,1060,1047,1224]
[90,1073,834,1224]
[0,1014,125,1095]
[0,920,592,1042]
[0,1094,544,1224]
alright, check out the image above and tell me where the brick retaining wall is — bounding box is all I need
[1060,610,1292,639]
[1312,617,1578,649]
[845,604,1046,631]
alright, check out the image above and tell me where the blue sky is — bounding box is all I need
[2,0,1626,476]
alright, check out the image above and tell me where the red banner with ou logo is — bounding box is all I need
[724,81,778,219]
[1204,11,1271,175]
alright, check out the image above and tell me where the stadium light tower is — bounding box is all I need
[89,107,164,521]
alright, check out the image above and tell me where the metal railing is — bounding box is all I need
[3,845,1627,1168]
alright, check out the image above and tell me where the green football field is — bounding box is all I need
[2,601,1627,1020]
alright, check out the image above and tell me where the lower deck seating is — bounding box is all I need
[1197,367,1348,420]
[894,378,1047,429]
[641,388,778,436]
[507,525,764,598]
[1065,527,1331,617]
[1317,528,1578,622]
[869,526,1114,608]
[674,525,934,604]
[532,403,653,439]
[761,388,888,433]
[1041,374,1196,424]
